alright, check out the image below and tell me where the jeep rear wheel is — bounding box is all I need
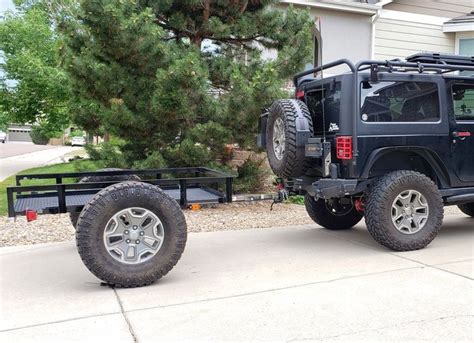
[76,181,187,287]
[304,194,363,230]
[266,100,313,178]
[365,171,444,251]
[458,203,474,217]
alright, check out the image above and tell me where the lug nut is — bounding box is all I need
[124,230,129,234]
[126,239,131,243]
[133,225,138,230]
[139,231,144,236]
[135,240,140,244]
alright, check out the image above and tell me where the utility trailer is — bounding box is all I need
[6,167,234,287]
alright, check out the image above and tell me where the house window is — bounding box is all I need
[459,38,474,56]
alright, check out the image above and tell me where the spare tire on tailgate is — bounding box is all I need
[69,168,140,227]
[266,99,314,178]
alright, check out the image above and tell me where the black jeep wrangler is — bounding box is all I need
[259,53,474,251]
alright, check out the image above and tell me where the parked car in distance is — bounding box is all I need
[0,131,7,143]
[71,136,86,146]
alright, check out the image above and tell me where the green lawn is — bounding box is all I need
[0,160,100,216]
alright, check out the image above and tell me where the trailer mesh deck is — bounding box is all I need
[13,187,222,214]
[7,167,234,217]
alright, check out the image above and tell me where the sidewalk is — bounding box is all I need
[0,216,473,342]
[0,146,82,181]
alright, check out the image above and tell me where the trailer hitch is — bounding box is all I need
[270,179,289,211]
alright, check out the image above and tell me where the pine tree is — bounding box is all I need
[60,0,313,167]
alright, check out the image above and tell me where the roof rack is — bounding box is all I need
[406,53,474,67]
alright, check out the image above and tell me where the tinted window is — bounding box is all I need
[361,81,440,123]
[452,84,474,121]
[306,82,341,133]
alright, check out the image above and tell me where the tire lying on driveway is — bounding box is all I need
[76,181,187,287]
[365,170,444,251]
[69,168,140,228]
[458,203,474,218]
[266,99,314,178]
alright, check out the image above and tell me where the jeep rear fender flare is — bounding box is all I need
[360,147,451,188]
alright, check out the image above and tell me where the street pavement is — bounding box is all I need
[0,142,82,180]
[0,213,472,342]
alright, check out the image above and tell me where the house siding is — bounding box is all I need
[385,0,473,18]
[374,17,456,60]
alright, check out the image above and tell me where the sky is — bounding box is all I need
[0,0,15,15]
[0,0,15,85]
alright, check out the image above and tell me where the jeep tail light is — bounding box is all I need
[336,136,353,160]
[295,90,305,100]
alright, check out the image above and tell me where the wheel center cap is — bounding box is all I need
[129,231,139,240]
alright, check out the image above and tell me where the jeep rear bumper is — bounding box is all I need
[294,178,365,199]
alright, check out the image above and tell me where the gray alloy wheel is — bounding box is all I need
[272,117,286,161]
[103,207,165,264]
[391,190,429,234]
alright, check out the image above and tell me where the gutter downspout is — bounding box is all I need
[371,8,381,59]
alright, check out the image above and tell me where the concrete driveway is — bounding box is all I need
[0,142,83,180]
[0,214,473,342]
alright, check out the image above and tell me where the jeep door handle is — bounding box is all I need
[453,131,471,140]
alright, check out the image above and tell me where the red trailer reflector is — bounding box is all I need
[336,136,353,160]
[26,209,37,222]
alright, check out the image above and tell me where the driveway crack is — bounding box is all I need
[113,288,138,343]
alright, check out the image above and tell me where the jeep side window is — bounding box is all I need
[360,81,440,123]
[452,84,474,121]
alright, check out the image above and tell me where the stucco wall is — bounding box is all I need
[279,4,373,73]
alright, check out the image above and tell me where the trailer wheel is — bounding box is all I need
[76,181,187,287]
[70,168,140,228]
[266,99,313,178]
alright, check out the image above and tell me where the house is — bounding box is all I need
[278,0,473,73]
[7,124,32,142]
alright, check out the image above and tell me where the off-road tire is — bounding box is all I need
[304,194,363,230]
[266,99,314,178]
[69,168,140,227]
[76,181,187,287]
[458,203,474,217]
[365,170,444,251]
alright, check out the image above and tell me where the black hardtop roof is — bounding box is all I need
[294,54,474,87]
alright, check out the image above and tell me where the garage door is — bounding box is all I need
[8,129,32,142]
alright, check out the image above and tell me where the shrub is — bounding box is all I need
[233,157,268,194]
[85,142,127,169]
[30,125,50,145]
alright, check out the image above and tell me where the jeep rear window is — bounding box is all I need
[305,82,341,134]
[452,84,474,121]
[360,81,440,123]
